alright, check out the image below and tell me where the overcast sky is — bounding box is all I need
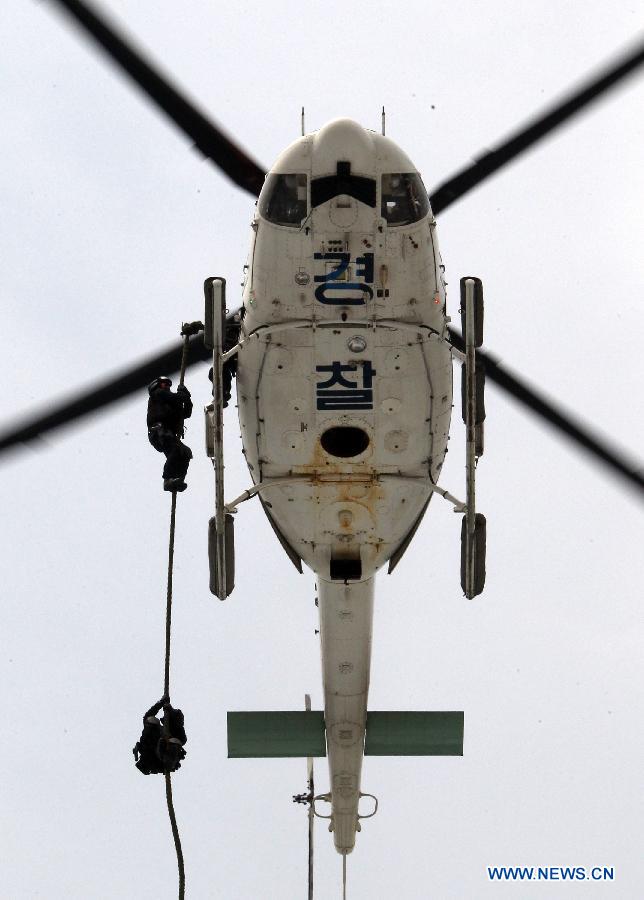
[1,2,643,898]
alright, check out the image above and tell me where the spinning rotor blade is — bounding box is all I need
[448,329,644,496]
[1,330,642,498]
[46,0,266,196]
[429,38,644,215]
[0,334,209,457]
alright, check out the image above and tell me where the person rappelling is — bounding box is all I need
[208,312,242,408]
[157,704,187,772]
[133,695,188,774]
[208,358,235,408]
[133,695,167,774]
[147,375,193,492]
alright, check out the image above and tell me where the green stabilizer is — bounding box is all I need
[365,711,464,756]
[227,710,464,758]
[227,711,326,758]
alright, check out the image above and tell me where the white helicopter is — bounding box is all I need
[1,1,643,896]
[205,116,484,858]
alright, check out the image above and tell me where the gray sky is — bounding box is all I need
[1,1,643,897]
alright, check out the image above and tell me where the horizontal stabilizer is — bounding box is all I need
[227,710,464,758]
[227,711,326,758]
[365,711,464,756]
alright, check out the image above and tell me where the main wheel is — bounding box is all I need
[208,512,235,597]
[460,513,486,598]
[459,276,484,347]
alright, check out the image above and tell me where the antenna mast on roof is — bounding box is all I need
[381,106,386,136]
[301,107,305,137]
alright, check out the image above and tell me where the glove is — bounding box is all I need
[176,384,190,396]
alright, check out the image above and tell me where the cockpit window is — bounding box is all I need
[258,173,308,226]
[381,173,429,226]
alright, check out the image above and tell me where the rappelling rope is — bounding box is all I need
[342,851,347,900]
[162,327,193,900]
[165,767,185,899]
[164,490,178,699]
[164,326,195,696]
[164,490,184,899]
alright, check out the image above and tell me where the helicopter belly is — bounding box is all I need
[236,317,452,579]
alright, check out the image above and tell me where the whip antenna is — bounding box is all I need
[306,693,314,898]
[292,694,315,898]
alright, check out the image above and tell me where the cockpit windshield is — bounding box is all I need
[258,173,308,226]
[381,173,429,226]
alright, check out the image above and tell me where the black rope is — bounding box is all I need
[161,329,193,899]
[165,770,185,900]
[164,491,177,697]
[163,442,185,899]
[165,326,196,689]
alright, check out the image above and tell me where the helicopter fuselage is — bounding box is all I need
[236,118,452,852]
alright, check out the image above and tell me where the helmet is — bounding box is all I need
[148,376,172,394]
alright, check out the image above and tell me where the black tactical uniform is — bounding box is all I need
[147,378,193,491]
[133,696,166,775]
[157,705,187,772]
[208,316,241,408]
[133,697,187,775]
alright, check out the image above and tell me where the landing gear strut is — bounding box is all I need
[459,276,486,598]
[204,276,235,599]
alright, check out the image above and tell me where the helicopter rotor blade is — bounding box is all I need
[46,0,266,196]
[429,38,644,215]
[0,334,210,457]
[1,330,642,498]
[448,329,644,496]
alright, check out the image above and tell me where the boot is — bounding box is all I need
[164,477,188,492]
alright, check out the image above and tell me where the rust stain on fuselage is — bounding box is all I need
[290,436,386,533]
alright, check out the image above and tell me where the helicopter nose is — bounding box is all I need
[311,118,376,178]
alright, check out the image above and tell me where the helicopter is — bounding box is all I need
[207,115,485,859]
[1,1,643,898]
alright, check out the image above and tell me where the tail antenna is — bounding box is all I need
[306,694,314,899]
[301,106,305,137]
[381,106,386,136]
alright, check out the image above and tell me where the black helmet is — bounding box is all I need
[148,376,172,394]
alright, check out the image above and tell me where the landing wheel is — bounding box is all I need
[460,276,484,347]
[460,513,486,598]
[208,512,235,598]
